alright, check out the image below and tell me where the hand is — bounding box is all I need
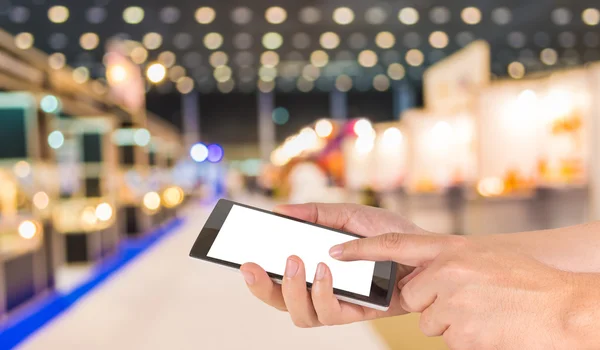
[332,233,577,349]
[239,203,428,327]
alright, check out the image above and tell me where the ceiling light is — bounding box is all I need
[333,7,354,25]
[48,5,69,23]
[461,7,482,25]
[123,6,144,24]
[80,32,99,50]
[358,50,377,67]
[376,31,395,49]
[195,7,216,24]
[398,7,419,25]
[265,6,287,24]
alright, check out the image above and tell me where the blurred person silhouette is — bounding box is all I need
[240,202,600,349]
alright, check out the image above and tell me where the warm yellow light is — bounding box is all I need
[169,65,186,82]
[582,8,600,26]
[13,161,31,178]
[399,7,419,25]
[204,32,223,50]
[265,6,287,24]
[147,63,167,83]
[297,127,320,151]
[15,32,34,50]
[262,32,283,50]
[214,66,233,82]
[461,7,482,25]
[48,5,69,23]
[143,192,161,211]
[320,32,340,49]
[209,51,228,68]
[508,61,525,79]
[382,127,403,147]
[270,148,289,167]
[80,32,99,50]
[354,119,375,138]
[73,67,90,84]
[477,177,505,197]
[258,66,277,82]
[195,7,216,24]
[95,203,113,222]
[49,52,66,70]
[176,76,195,94]
[260,51,280,67]
[107,64,127,84]
[123,6,144,24]
[81,207,98,226]
[429,31,449,49]
[163,187,184,208]
[296,78,313,92]
[19,220,38,240]
[375,32,395,49]
[355,136,375,155]
[33,192,50,210]
[158,51,176,68]
[130,46,148,64]
[335,74,352,92]
[315,119,334,138]
[310,50,329,68]
[388,63,406,80]
[143,32,163,50]
[406,49,424,67]
[358,50,378,67]
[373,74,390,92]
[333,7,355,25]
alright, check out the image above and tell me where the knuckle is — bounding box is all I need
[380,233,403,251]
[440,260,469,279]
[399,284,419,312]
[317,315,336,326]
[418,314,435,337]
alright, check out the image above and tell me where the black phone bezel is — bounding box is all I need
[189,199,397,309]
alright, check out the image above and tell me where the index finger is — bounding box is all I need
[329,233,456,267]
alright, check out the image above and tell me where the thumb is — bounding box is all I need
[329,233,450,267]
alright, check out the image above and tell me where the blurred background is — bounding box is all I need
[1,1,600,349]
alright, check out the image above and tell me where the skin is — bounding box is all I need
[240,203,600,349]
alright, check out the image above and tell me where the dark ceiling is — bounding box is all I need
[1,0,599,96]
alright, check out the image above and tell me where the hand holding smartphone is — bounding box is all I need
[189,199,396,311]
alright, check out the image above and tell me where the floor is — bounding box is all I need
[17,197,447,350]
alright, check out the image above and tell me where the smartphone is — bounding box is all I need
[189,199,397,311]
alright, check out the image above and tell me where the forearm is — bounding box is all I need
[563,273,600,349]
[474,222,600,273]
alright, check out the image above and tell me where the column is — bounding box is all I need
[329,88,347,120]
[258,90,276,162]
[393,81,417,120]
[182,90,200,148]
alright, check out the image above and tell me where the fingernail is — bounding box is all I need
[241,271,255,285]
[315,263,326,281]
[329,245,343,258]
[285,258,299,278]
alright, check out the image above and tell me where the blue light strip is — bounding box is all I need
[0,218,184,349]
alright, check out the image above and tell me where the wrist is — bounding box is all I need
[560,273,600,349]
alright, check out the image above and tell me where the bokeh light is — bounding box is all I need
[265,6,287,24]
[333,7,354,25]
[320,32,340,49]
[134,129,151,146]
[195,7,216,24]
[508,61,526,79]
[387,63,406,80]
[147,63,167,83]
[123,6,144,24]
[335,75,353,92]
[272,107,290,125]
[190,143,209,162]
[49,6,69,23]
[33,192,50,210]
[95,203,113,222]
[375,32,395,49]
[399,8,419,25]
[48,130,64,149]
[143,192,161,211]
[73,67,90,84]
[461,7,482,25]
[48,52,66,70]
[80,32,99,50]
[262,32,283,50]
[18,220,37,240]
[207,144,225,163]
[358,50,378,67]
[315,119,334,138]
[15,32,34,50]
[204,33,224,50]
[429,31,449,49]
[41,95,60,113]
[143,32,163,50]
[406,49,425,66]
[583,8,600,26]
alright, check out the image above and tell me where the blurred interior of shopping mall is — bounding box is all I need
[1,0,600,349]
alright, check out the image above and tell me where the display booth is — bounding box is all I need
[401,109,476,234]
[52,116,119,263]
[368,122,408,212]
[114,124,153,237]
[0,92,58,315]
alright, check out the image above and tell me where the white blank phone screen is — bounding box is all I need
[207,205,375,296]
